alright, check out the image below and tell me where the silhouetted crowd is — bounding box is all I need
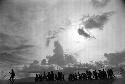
[68,69,115,81]
[35,71,64,82]
[35,69,115,82]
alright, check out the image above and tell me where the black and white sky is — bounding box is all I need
[0,0,125,72]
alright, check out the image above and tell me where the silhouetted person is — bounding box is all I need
[55,74,58,81]
[35,74,39,82]
[39,74,43,81]
[98,70,102,79]
[68,73,75,81]
[57,72,63,81]
[47,72,51,81]
[62,74,64,80]
[93,70,98,79]
[107,69,115,79]
[50,71,54,81]
[43,72,47,81]
[9,69,15,83]
[102,69,107,79]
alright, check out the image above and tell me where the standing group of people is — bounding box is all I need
[35,71,64,82]
[35,68,115,82]
[7,68,115,83]
[68,69,115,81]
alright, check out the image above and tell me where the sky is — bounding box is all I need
[0,0,125,72]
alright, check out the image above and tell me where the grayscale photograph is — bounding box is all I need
[0,0,125,84]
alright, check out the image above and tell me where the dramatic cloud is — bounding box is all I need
[77,11,114,39]
[82,11,114,30]
[104,50,125,65]
[90,0,111,8]
[47,41,65,66]
[78,27,96,39]
[47,41,78,66]
[0,0,124,74]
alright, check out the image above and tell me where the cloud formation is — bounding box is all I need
[82,11,114,30]
[78,27,96,39]
[19,60,63,74]
[104,50,125,65]
[77,11,114,39]
[47,41,65,66]
[0,53,27,65]
[64,54,77,64]
[90,0,111,8]
[45,27,65,47]
[47,41,78,66]
[0,32,34,65]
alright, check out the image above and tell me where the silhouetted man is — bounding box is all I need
[43,72,47,80]
[35,74,39,82]
[55,74,58,81]
[107,69,115,79]
[9,69,15,83]
[102,69,107,79]
[50,71,54,81]
[98,70,102,79]
[93,70,98,79]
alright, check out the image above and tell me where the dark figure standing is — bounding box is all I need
[35,74,39,82]
[9,69,15,83]
[93,70,98,79]
[107,69,115,79]
[102,69,107,79]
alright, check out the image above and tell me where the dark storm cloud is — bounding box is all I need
[82,11,114,30]
[78,28,96,39]
[90,0,111,8]
[104,50,125,65]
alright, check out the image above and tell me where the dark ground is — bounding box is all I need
[15,80,114,84]
[0,78,118,84]
[1,77,125,84]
